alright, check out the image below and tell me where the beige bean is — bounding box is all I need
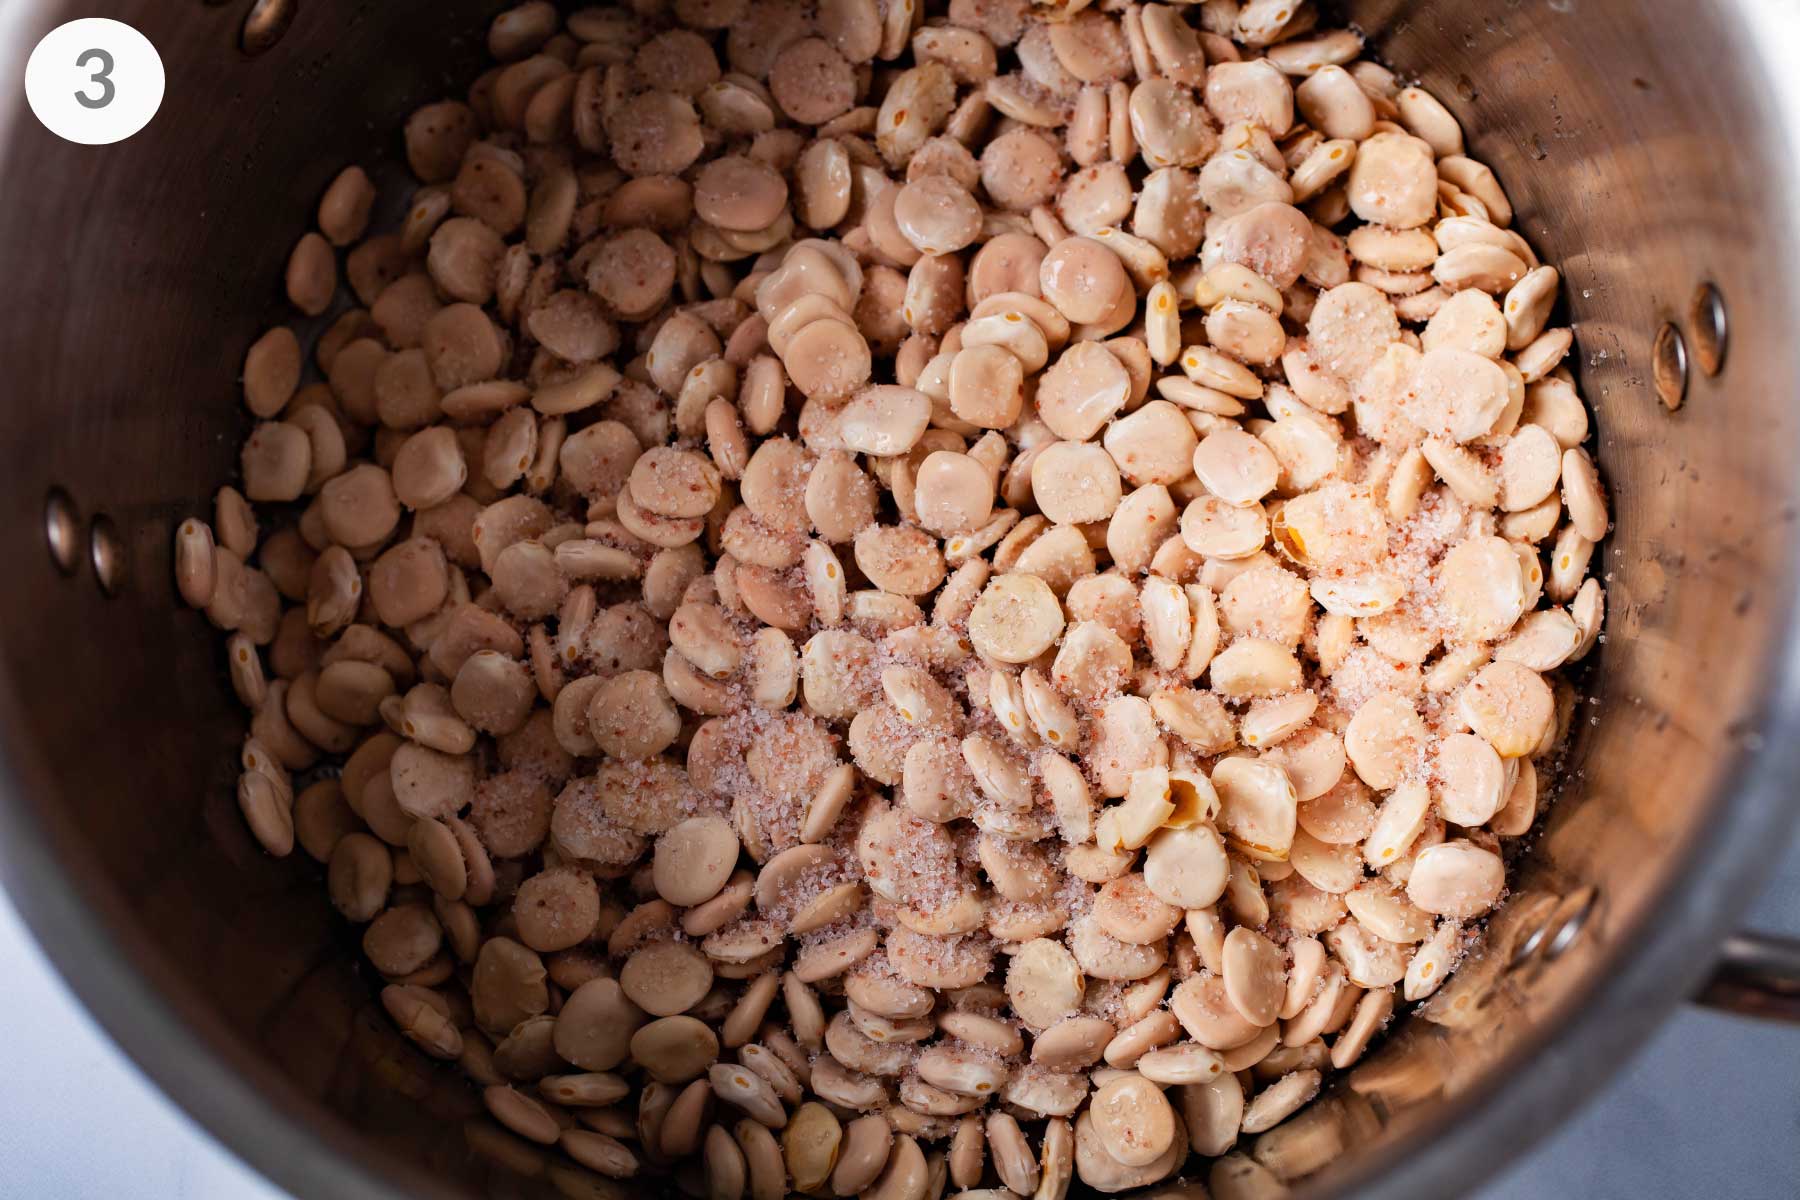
[1206,202,1312,291]
[380,983,463,1061]
[548,974,640,1071]
[629,448,723,522]
[1399,921,1461,1003]
[652,816,740,909]
[1286,134,1355,204]
[943,1116,988,1192]
[428,218,503,304]
[702,1061,781,1130]
[784,317,874,400]
[854,523,946,597]
[1296,65,1375,140]
[1036,1013,1121,1072]
[917,1043,1010,1098]
[1502,264,1560,351]
[981,1111,1038,1194]
[561,1130,639,1179]
[362,901,441,977]
[235,768,294,857]
[946,344,1025,430]
[1560,445,1609,542]
[1434,241,1529,295]
[1460,659,1555,758]
[1395,84,1463,155]
[1073,1105,1185,1192]
[894,175,983,256]
[1347,132,1437,229]
[728,1117,784,1200]
[1203,55,1292,129]
[1221,927,1286,1027]
[1200,143,1289,218]
[1135,1041,1226,1088]
[1035,341,1130,442]
[1339,688,1426,790]
[866,1134,929,1200]
[702,1122,749,1200]
[840,384,932,455]
[1240,1070,1321,1134]
[285,232,336,316]
[904,253,968,336]
[1039,237,1130,326]
[1209,639,1303,702]
[288,778,358,866]
[771,1101,840,1193]
[1030,442,1121,525]
[914,451,996,537]
[998,1063,1087,1121]
[239,421,312,504]
[1005,937,1085,1031]
[816,1115,889,1193]
[485,1085,561,1146]
[1345,879,1434,946]
[404,816,466,901]
[243,326,303,419]
[1174,1070,1245,1163]
[1192,429,1279,507]
[175,517,226,610]
[1090,1074,1177,1168]
[969,574,1064,664]
[630,1014,720,1084]
[750,1034,821,1097]
[510,866,599,954]
[691,155,788,234]
[1129,77,1220,169]
[1438,155,1515,228]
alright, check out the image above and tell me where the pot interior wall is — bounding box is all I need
[0,2,1796,1198]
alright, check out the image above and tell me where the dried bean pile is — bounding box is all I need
[178,0,1610,1194]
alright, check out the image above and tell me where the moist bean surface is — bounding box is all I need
[187,0,1608,1193]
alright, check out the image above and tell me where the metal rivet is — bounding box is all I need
[242,0,296,56]
[1539,887,1598,962]
[1688,283,1727,377]
[45,489,79,575]
[89,515,125,595]
[1505,893,1562,969]
[1652,322,1687,410]
[1511,923,1548,967]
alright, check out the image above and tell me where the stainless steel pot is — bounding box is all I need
[2,1,1798,1196]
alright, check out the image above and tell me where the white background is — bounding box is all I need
[4,1,1800,1197]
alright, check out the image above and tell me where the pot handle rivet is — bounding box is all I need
[1652,322,1687,411]
[1688,283,1727,377]
[1537,886,1597,962]
[89,514,125,596]
[44,488,80,575]
[242,0,297,57]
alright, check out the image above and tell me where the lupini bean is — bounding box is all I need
[187,3,1611,1187]
[1090,1073,1177,1168]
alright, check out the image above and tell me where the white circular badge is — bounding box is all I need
[24,18,165,145]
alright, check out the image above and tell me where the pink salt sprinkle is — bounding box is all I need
[874,810,963,911]
[1328,645,1421,716]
